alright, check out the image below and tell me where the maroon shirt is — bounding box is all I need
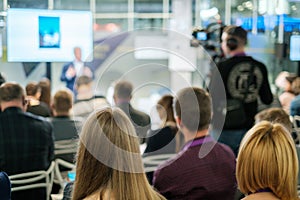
[153,135,237,200]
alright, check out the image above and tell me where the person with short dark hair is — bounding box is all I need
[113,80,150,144]
[0,82,54,200]
[49,89,82,155]
[210,25,273,156]
[153,87,236,200]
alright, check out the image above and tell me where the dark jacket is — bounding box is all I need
[0,107,54,200]
[117,102,150,144]
[210,55,273,130]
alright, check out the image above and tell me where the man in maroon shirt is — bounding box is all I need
[153,87,237,200]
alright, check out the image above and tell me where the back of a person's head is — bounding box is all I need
[75,75,93,88]
[73,107,165,200]
[0,82,24,103]
[25,81,41,96]
[175,87,211,132]
[53,89,73,113]
[223,25,247,45]
[113,80,133,99]
[255,107,292,132]
[157,94,176,123]
[38,78,51,106]
[292,77,300,95]
[237,121,298,200]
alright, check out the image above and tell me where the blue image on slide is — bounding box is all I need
[39,16,60,48]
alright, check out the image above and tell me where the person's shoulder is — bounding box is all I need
[249,57,267,67]
[24,112,52,128]
[0,171,9,179]
[130,105,149,118]
[155,151,185,173]
[214,142,236,158]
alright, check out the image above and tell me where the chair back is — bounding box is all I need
[9,161,55,200]
[54,139,78,155]
[54,158,76,190]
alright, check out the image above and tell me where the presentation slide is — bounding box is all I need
[7,9,93,62]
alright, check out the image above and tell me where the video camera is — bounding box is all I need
[190,22,224,50]
[190,22,225,62]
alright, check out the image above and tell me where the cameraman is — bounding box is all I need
[210,25,273,156]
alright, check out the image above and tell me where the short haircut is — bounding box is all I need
[75,75,93,88]
[25,82,41,96]
[114,80,133,99]
[237,121,298,199]
[292,77,300,95]
[223,25,247,45]
[175,87,211,131]
[53,89,73,113]
[255,107,292,132]
[0,82,24,102]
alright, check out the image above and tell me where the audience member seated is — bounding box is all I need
[255,107,293,132]
[290,77,300,117]
[113,80,151,144]
[143,95,179,184]
[63,107,166,200]
[236,121,299,200]
[275,71,297,114]
[25,81,51,117]
[0,82,54,200]
[144,95,179,155]
[0,171,11,200]
[153,87,236,200]
[72,75,108,120]
[48,89,82,162]
[38,77,52,111]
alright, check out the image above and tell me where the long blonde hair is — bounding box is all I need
[237,121,299,200]
[72,107,165,200]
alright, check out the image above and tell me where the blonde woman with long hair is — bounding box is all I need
[71,107,165,200]
[237,121,299,200]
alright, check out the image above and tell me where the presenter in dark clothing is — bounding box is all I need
[210,25,273,156]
